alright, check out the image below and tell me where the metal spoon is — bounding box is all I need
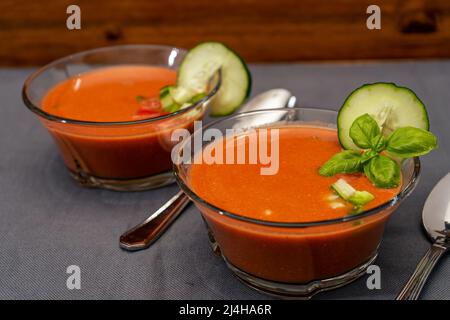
[396,172,450,300]
[119,89,296,251]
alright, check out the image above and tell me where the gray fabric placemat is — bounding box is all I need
[0,61,449,300]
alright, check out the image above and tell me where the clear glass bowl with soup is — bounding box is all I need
[22,45,220,191]
[173,108,420,298]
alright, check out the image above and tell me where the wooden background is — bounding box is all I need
[2,0,450,65]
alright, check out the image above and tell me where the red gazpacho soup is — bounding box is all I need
[42,66,176,122]
[188,126,401,283]
[41,65,204,182]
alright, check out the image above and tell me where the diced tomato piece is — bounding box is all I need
[139,97,161,111]
[133,96,169,119]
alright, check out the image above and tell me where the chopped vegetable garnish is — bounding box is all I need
[133,96,164,119]
[322,83,438,189]
[144,41,252,116]
[329,202,346,209]
[135,95,147,102]
[320,113,437,188]
[348,191,375,206]
[159,85,180,112]
[330,178,375,211]
[331,178,356,200]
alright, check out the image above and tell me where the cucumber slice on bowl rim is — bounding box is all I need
[338,83,430,150]
[158,74,218,113]
[177,42,251,116]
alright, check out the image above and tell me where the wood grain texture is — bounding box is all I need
[1,0,450,65]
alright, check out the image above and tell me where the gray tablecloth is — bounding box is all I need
[1,62,449,300]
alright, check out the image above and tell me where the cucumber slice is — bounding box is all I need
[177,42,251,116]
[170,86,196,105]
[338,83,430,150]
[180,93,207,110]
[189,92,207,104]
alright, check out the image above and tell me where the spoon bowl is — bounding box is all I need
[423,173,450,241]
[397,172,450,300]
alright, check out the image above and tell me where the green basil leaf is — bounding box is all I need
[370,134,386,152]
[361,150,378,163]
[349,114,381,149]
[319,150,363,177]
[386,127,438,158]
[364,155,400,188]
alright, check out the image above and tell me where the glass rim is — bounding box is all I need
[173,107,421,228]
[21,44,221,127]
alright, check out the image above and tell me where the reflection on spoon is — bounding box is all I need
[396,172,450,300]
[233,89,295,129]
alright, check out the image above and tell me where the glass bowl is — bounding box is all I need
[173,107,420,298]
[22,45,220,191]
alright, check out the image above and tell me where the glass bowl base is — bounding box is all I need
[69,170,175,191]
[223,253,378,299]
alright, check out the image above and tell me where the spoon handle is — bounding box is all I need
[396,242,447,300]
[119,191,190,251]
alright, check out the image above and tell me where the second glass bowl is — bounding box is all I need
[22,45,220,191]
[173,107,420,298]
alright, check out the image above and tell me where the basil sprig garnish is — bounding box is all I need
[319,150,363,176]
[349,114,381,149]
[364,155,401,188]
[320,113,438,188]
[386,127,437,158]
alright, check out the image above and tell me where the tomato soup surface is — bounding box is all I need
[42,65,176,121]
[39,65,202,181]
[190,126,400,223]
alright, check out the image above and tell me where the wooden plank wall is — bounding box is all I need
[1,0,450,65]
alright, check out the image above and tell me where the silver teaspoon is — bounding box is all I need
[119,89,296,251]
[396,172,450,300]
